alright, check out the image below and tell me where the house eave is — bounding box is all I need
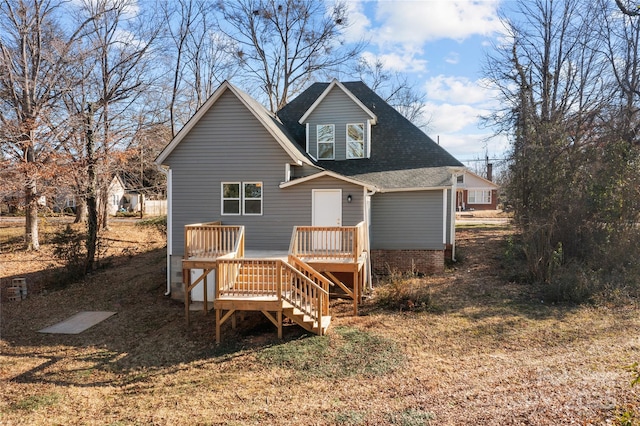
[155,81,313,167]
[378,186,452,193]
[280,170,377,191]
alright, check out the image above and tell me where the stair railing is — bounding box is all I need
[281,261,329,326]
[287,254,332,316]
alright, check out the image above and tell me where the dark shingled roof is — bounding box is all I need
[277,81,464,190]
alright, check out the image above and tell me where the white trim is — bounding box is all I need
[312,189,342,227]
[366,120,372,158]
[467,189,492,204]
[305,122,310,153]
[443,189,447,245]
[242,182,263,216]
[450,187,457,261]
[166,168,172,295]
[285,164,291,182]
[379,186,452,193]
[156,81,312,166]
[346,122,365,159]
[221,182,241,216]
[298,79,377,124]
[279,170,376,191]
[317,124,335,160]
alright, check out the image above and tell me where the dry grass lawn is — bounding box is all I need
[1,217,639,425]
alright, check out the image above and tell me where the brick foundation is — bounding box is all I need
[371,249,444,276]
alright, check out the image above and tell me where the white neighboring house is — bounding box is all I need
[107,174,139,215]
[455,168,500,211]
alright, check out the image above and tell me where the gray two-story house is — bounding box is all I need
[156,79,464,301]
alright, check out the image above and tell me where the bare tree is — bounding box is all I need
[615,0,640,16]
[484,0,611,285]
[0,0,95,249]
[161,0,237,136]
[600,0,640,143]
[216,0,364,111]
[355,57,430,130]
[76,0,159,233]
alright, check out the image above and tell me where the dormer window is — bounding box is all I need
[317,124,335,159]
[347,123,365,158]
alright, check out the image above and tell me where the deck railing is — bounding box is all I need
[184,222,244,259]
[289,221,366,262]
[288,255,332,316]
[215,258,329,322]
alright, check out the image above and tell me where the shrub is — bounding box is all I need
[50,225,86,288]
[542,261,597,304]
[137,215,167,236]
[374,270,432,312]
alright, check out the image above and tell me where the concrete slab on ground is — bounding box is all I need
[38,311,117,334]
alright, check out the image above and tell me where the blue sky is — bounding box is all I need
[341,0,509,168]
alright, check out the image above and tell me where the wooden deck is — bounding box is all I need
[289,223,368,315]
[182,222,369,343]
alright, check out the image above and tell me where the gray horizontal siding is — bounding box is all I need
[165,89,366,254]
[286,175,365,227]
[305,88,371,160]
[371,190,444,250]
[166,89,298,254]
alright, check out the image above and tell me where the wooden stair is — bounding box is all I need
[282,300,331,335]
[214,258,331,341]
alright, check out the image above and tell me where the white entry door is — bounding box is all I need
[312,189,342,226]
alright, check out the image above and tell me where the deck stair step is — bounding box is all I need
[282,301,331,335]
[217,259,331,337]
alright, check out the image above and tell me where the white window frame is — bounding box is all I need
[468,190,491,204]
[346,123,365,159]
[221,182,263,216]
[221,182,241,215]
[242,182,263,216]
[317,124,335,160]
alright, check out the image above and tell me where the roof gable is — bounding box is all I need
[155,81,312,166]
[279,170,376,191]
[298,79,377,125]
[278,81,464,190]
[461,170,499,189]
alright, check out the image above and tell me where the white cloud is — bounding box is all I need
[342,0,372,43]
[436,131,509,160]
[424,102,484,134]
[362,52,428,73]
[425,75,499,106]
[444,51,460,64]
[373,0,503,46]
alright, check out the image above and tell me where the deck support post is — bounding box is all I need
[184,268,191,326]
[277,310,283,339]
[353,271,358,316]
[216,308,237,344]
[215,309,221,344]
[203,274,208,314]
[261,310,284,339]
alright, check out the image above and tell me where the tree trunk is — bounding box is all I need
[24,139,39,251]
[24,176,40,251]
[85,104,98,274]
[74,196,88,223]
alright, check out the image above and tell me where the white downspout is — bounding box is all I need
[365,189,376,290]
[157,166,172,296]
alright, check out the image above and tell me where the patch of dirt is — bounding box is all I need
[1,220,639,425]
